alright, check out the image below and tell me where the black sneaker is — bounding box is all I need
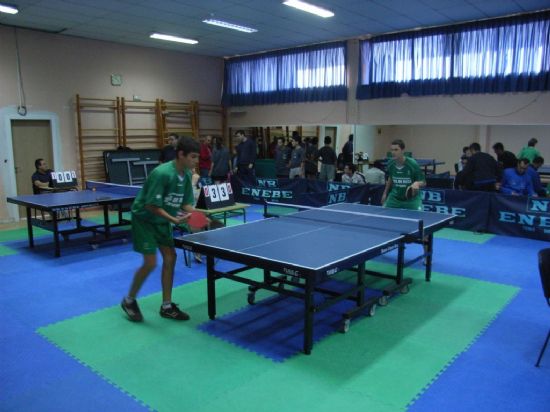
[160,303,190,321]
[121,298,143,322]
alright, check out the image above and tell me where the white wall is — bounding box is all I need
[0,26,223,221]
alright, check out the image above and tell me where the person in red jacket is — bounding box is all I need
[199,135,213,178]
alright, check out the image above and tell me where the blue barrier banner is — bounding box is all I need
[231,176,306,203]
[488,195,550,241]
[231,175,549,240]
[420,189,490,231]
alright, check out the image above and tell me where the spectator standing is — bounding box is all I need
[199,135,213,178]
[159,133,178,163]
[517,138,541,163]
[461,142,498,191]
[211,137,232,182]
[317,136,337,181]
[274,137,291,178]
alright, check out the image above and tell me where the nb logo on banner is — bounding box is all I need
[527,198,550,214]
[421,189,445,204]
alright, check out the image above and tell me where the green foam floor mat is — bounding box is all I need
[434,228,494,244]
[39,263,517,411]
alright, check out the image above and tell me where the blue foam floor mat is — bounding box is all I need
[198,279,380,362]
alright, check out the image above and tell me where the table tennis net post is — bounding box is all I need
[264,201,425,238]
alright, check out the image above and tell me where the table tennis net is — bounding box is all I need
[265,203,423,235]
[85,181,141,196]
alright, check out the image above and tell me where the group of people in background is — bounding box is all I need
[273,132,385,184]
[455,138,545,197]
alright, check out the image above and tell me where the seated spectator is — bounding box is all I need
[454,155,470,189]
[462,142,498,191]
[31,158,53,193]
[364,160,385,184]
[500,158,535,197]
[341,163,366,185]
[492,142,517,170]
[527,156,546,197]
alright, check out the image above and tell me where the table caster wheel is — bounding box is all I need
[400,284,410,294]
[378,295,388,306]
[340,318,350,333]
[91,243,99,250]
[368,304,376,317]
[247,292,255,305]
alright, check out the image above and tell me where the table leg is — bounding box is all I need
[53,211,60,258]
[207,256,217,319]
[26,207,34,248]
[425,234,434,282]
[396,243,405,283]
[357,262,365,306]
[103,205,111,238]
[303,275,314,355]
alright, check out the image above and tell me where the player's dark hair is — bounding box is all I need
[391,139,405,149]
[324,136,331,144]
[462,146,470,153]
[528,138,537,146]
[35,158,44,169]
[469,142,481,152]
[176,136,200,155]
[492,142,504,151]
[533,156,544,164]
[518,158,530,165]
[235,130,245,136]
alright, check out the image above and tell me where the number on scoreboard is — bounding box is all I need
[196,182,235,209]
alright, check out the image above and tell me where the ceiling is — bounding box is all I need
[1,0,549,58]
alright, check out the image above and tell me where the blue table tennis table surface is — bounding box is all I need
[7,187,137,210]
[178,203,453,275]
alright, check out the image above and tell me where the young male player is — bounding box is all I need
[381,139,425,210]
[381,139,427,262]
[121,136,200,322]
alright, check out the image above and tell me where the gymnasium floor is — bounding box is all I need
[1,205,549,411]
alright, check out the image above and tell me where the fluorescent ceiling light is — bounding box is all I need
[202,18,257,33]
[0,3,18,14]
[283,0,334,18]
[150,33,198,45]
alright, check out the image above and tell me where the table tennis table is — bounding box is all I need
[174,202,454,354]
[6,181,140,257]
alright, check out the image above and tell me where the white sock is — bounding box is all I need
[162,301,172,309]
[125,296,135,304]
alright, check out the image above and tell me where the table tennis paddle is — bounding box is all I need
[186,211,208,229]
[405,185,418,200]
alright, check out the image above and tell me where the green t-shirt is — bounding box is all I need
[131,161,194,224]
[385,157,425,210]
[517,146,541,163]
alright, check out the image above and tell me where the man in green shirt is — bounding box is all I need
[517,138,541,164]
[381,139,425,210]
[121,136,200,322]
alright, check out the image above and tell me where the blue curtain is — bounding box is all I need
[357,12,550,99]
[223,42,347,106]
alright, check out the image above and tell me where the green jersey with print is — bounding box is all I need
[131,161,194,224]
[385,157,425,209]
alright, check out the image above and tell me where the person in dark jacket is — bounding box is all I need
[492,142,517,171]
[234,130,256,178]
[462,142,498,191]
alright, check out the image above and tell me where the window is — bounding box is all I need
[223,42,347,106]
[357,12,550,99]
